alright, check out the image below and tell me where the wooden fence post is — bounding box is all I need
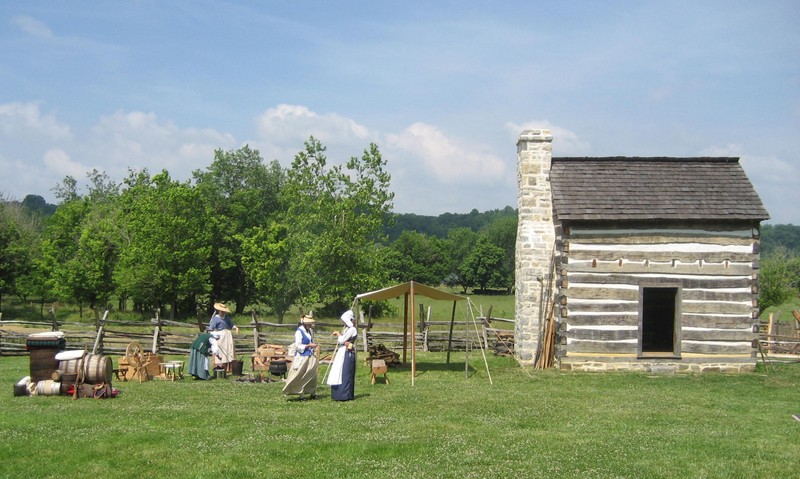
[49,305,58,331]
[252,311,260,353]
[362,305,371,353]
[420,303,429,352]
[483,306,493,350]
[152,308,162,354]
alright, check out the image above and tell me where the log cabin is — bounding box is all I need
[515,129,770,372]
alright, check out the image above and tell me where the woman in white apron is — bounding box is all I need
[327,309,357,401]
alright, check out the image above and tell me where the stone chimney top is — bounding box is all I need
[517,129,553,144]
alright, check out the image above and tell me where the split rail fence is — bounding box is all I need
[0,310,516,361]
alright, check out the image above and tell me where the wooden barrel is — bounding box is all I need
[51,369,64,381]
[83,354,113,384]
[35,380,61,396]
[59,358,82,376]
[59,354,113,384]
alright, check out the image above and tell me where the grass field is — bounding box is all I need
[2,352,799,479]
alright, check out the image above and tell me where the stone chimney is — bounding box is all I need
[515,129,555,362]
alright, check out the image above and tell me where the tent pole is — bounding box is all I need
[410,281,416,386]
[464,301,470,379]
[402,293,408,364]
[446,300,456,364]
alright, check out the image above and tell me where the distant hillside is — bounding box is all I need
[761,224,800,256]
[2,194,57,218]
[384,206,517,241]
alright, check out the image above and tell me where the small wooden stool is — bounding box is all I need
[370,359,389,385]
[159,361,184,381]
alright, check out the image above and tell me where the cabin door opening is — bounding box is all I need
[640,286,679,356]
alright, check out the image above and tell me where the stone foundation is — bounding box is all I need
[558,360,756,373]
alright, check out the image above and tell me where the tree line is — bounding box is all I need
[0,138,518,323]
[758,224,800,312]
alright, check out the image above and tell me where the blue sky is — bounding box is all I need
[1,1,798,223]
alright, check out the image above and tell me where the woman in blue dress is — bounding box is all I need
[327,309,357,401]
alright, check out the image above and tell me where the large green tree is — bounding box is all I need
[193,146,284,314]
[115,170,211,318]
[385,230,448,285]
[37,188,92,316]
[281,137,394,314]
[459,236,509,292]
[442,227,479,292]
[0,200,37,309]
[239,221,295,322]
[37,171,121,322]
[759,247,800,313]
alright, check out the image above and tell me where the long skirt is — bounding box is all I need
[282,355,318,396]
[188,349,210,380]
[330,349,356,401]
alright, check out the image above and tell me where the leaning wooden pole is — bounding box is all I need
[410,281,417,386]
[92,310,109,355]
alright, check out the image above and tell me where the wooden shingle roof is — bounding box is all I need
[550,157,770,221]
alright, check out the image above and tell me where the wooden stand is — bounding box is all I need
[370,359,389,385]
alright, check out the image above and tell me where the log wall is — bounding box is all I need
[556,222,761,372]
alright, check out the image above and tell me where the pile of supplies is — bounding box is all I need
[13,331,118,399]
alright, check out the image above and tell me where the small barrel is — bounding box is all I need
[35,380,61,396]
[59,358,82,376]
[51,369,64,381]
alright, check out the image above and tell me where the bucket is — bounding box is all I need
[35,380,61,396]
[213,368,226,379]
[231,360,243,376]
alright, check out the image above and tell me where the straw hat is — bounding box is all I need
[301,312,315,324]
[214,302,230,313]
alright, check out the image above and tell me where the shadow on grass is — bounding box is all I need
[393,361,477,373]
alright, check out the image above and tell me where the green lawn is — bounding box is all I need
[1,353,798,479]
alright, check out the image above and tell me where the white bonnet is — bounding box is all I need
[340,309,355,327]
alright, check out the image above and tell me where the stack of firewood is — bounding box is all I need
[493,332,515,356]
[366,344,400,366]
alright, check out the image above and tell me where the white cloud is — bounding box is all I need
[42,149,86,179]
[88,110,237,179]
[251,104,373,165]
[13,15,54,39]
[255,104,369,147]
[0,104,237,203]
[385,122,506,184]
[0,102,71,140]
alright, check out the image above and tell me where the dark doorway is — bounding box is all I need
[640,287,679,356]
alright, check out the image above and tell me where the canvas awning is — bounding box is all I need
[354,281,465,386]
[356,282,465,302]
